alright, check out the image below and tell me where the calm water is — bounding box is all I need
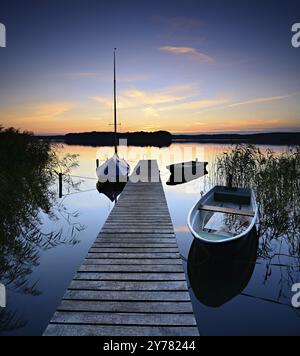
[0,143,299,336]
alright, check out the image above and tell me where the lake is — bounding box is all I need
[0,143,299,336]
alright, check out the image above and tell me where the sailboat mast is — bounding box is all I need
[113,48,118,154]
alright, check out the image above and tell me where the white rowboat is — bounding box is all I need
[188,186,258,244]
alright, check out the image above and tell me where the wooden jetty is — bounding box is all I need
[44,160,199,336]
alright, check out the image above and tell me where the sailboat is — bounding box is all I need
[96,49,130,183]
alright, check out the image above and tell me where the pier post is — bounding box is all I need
[58,173,63,198]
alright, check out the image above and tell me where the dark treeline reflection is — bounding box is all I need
[210,145,300,310]
[0,127,84,332]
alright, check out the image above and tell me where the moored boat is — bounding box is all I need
[187,186,258,245]
[167,160,208,186]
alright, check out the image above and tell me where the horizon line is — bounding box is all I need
[34,130,300,136]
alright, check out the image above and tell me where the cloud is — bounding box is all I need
[91,83,229,120]
[160,46,214,63]
[91,83,196,110]
[160,98,229,112]
[174,225,190,233]
[229,94,293,108]
[24,102,74,120]
[0,101,74,124]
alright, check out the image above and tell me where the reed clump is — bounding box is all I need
[215,145,300,255]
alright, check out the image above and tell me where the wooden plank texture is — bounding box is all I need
[200,204,255,217]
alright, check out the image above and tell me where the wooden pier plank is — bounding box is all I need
[50,311,197,326]
[74,272,186,281]
[44,325,199,337]
[68,280,189,291]
[78,264,185,273]
[57,300,194,313]
[63,290,192,301]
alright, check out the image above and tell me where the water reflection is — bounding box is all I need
[0,129,84,332]
[96,181,126,203]
[188,229,258,307]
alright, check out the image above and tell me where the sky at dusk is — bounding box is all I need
[0,0,300,134]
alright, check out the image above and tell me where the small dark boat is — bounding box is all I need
[167,160,208,186]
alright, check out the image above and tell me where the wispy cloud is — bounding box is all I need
[29,102,74,119]
[91,83,229,119]
[166,98,228,111]
[160,46,214,63]
[229,94,295,108]
[92,83,196,111]
[0,101,74,123]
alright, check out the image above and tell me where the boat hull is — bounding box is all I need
[191,226,256,256]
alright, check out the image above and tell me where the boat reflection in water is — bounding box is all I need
[188,229,258,307]
[96,181,127,203]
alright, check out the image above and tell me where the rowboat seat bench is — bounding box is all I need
[199,205,255,217]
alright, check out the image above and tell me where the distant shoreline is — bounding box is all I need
[172,132,300,145]
[36,131,300,146]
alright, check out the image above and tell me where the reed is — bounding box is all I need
[0,128,83,309]
[214,145,300,256]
